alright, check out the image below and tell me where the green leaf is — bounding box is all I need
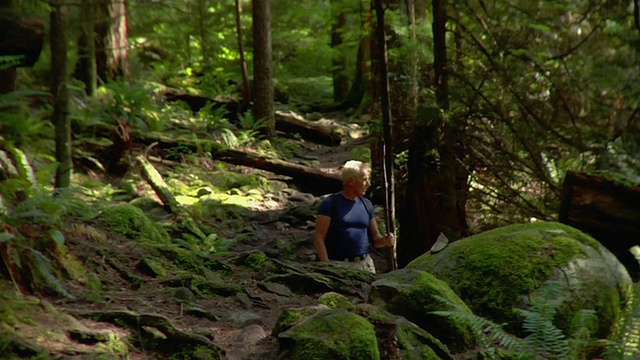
[0,231,15,243]
[49,229,65,246]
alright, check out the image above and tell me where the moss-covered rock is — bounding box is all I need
[319,292,353,310]
[368,269,476,352]
[354,304,453,360]
[277,309,380,360]
[273,305,329,336]
[407,221,631,337]
[98,204,170,245]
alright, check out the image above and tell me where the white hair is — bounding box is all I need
[342,160,369,182]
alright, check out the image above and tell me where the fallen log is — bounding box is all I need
[0,11,45,67]
[135,154,207,240]
[86,123,343,195]
[275,110,342,146]
[558,170,640,279]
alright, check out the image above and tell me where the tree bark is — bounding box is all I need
[330,0,349,102]
[559,171,640,279]
[50,0,72,188]
[252,0,275,138]
[93,0,129,82]
[235,0,251,110]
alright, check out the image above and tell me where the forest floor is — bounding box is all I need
[2,108,391,359]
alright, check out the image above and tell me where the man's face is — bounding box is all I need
[351,172,370,196]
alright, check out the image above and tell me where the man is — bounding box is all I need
[315,160,395,274]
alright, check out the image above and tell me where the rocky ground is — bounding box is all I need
[1,111,391,359]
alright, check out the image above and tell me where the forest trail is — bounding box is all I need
[5,108,376,360]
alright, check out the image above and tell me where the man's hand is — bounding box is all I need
[378,233,395,247]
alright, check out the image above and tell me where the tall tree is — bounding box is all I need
[79,0,97,95]
[373,0,397,271]
[198,0,209,68]
[252,0,275,138]
[397,0,469,266]
[236,0,251,110]
[98,0,129,82]
[330,0,349,102]
[50,0,72,188]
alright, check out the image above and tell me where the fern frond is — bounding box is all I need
[25,247,74,299]
[0,89,49,110]
[432,294,525,358]
[5,145,37,187]
[605,282,640,359]
[67,223,107,242]
[519,280,570,359]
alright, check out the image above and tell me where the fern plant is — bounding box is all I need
[433,279,616,360]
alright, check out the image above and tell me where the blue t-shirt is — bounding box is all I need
[317,193,375,260]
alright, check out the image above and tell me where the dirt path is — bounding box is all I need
[28,110,375,360]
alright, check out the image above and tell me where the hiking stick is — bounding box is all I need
[374,0,398,271]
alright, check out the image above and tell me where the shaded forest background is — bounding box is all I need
[3,0,640,279]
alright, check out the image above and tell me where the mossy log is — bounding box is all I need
[274,110,342,146]
[0,11,45,67]
[559,170,640,278]
[87,123,343,195]
[135,155,206,240]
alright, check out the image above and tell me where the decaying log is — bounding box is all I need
[559,170,640,278]
[135,154,207,240]
[275,110,342,146]
[87,123,343,195]
[0,11,45,67]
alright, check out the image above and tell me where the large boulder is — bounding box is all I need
[406,221,631,338]
[367,268,476,353]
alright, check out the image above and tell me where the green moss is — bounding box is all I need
[369,269,475,352]
[99,205,170,245]
[318,292,354,310]
[159,245,203,273]
[242,251,275,272]
[279,309,380,360]
[407,222,602,331]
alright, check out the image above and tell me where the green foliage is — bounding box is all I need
[605,282,640,359]
[433,279,624,359]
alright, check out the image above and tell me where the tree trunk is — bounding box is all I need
[94,0,129,82]
[78,0,97,95]
[252,0,275,138]
[373,0,398,271]
[235,0,251,110]
[330,0,349,102]
[198,0,208,68]
[397,0,469,266]
[50,0,72,188]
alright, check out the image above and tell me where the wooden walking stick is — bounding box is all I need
[374,0,397,271]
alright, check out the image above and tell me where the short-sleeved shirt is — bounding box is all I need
[317,192,375,260]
